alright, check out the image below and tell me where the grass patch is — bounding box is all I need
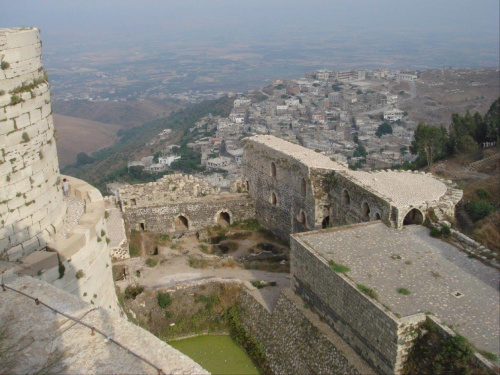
[357,284,378,299]
[145,257,158,267]
[479,350,498,362]
[397,288,411,295]
[188,255,210,269]
[157,292,173,309]
[124,284,144,300]
[328,260,350,273]
[75,269,85,279]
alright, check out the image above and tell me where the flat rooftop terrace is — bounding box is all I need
[296,222,500,357]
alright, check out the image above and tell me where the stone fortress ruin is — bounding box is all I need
[1,28,497,375]
[120,173,253,234]
[120,134,497,374]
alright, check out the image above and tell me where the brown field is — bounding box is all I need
[400,68,500,127]
[53,114,122,167]
[53,99,183,128]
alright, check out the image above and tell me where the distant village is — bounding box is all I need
[121,68,420,192]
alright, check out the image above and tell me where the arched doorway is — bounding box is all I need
[361,202,370,221]
[301,178,307,196]
[175,215,189,230]
[299,211,306,225]
[374,213,381,221]
[270,162,276,178]
[341,190,351,206]
[403,209,423,225]
[322,216,330,228]
[217,211,231,227]
[270,192,277,206]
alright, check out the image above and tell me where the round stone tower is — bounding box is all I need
[0,28,65,261]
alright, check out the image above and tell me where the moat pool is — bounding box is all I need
[169,335,260,375]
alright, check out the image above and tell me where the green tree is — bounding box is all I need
[353,143,367,158]
[476,97,499,143]
[410,123,447,167]
[456,135,478,162]
[375,122,393,137]
[76,152,95,166]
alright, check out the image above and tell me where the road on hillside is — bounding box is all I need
[360,80,418,116]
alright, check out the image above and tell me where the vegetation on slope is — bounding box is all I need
[62,95,234,192]
[403,320,490,375]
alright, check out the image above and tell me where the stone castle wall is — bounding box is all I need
[328,172,393,226]
[238,289,372,375]
[242,139,323,242]
[0,28,65,261]
[124,194,254,234]
[4,176,120,314]
[291,233,401,374]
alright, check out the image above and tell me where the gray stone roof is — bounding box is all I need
[248,135,347,170]
[344,170,448,206]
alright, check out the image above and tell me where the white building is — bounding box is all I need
[383,109,405,122]
[159,155,181,166]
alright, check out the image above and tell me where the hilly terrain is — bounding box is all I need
[53,99,183,128]
[53,114,122,167]
[62,96,234,192]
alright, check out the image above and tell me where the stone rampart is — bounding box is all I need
[0,28,65,261]
[289,231,497,374]
[291,233,401,374]
[125,194,254,234]
[4,176,120,314]
[242,136,345,242]
[238,289,373,375]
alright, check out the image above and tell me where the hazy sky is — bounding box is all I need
[3,1,499,48]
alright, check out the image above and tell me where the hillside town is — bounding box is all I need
[127,68,420,188]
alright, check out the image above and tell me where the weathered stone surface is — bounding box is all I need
[1,276,208,375]
[0,27,64,261]
[121,173,254,235]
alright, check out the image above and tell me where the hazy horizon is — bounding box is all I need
[2,1,499,97]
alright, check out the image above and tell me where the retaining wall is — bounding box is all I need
[238,289,371,375]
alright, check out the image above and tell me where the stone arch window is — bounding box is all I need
[270,192,277,206]
[322,216,330,229]
[361,202,371,221]
[301,178,307,196]
[341,190,351,206]
[270,162,276,178]
[175,215,189,230]
[131,198,137,206]
[245,180,249,191]
[139,222,145,231]
[299,210,306,225]
[374,212,381,221]
[217,211,231,227]
[403,208,424,225]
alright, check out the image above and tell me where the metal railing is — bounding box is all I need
[1,283,164,375]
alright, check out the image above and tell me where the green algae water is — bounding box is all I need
[169,335,260,375]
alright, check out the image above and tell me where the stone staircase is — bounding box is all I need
[467,153,500,171]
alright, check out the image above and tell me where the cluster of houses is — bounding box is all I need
[126,68,420,188]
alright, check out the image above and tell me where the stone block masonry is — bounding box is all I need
[120,173,255,234]
[1,28,65,261]
[4,176,121,314]
[238,289,374,375]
